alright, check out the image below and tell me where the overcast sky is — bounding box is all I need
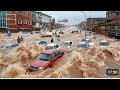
[42,11,107,25]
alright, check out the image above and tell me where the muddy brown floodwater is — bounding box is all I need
[0,27,120,78]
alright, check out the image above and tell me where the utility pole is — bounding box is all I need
[80,11,87,45]
[80,11,86,40]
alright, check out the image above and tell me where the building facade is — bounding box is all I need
[7,11,32,32]
[0,11,32,33]
[35,11,52,31]
[91,11,120,36]
[86,18,108,30]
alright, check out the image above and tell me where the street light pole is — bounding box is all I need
[80,11,87,44]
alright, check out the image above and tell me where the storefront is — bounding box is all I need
[94,20,120,37]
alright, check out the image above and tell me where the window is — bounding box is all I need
[55,51,60,56]
[46,46,53,50]
[37,53,51,61]
[51,53,56,58]
[23,20,27,24]
[18,19,22,24]
[56,45,59,48]
[28,21,31,25]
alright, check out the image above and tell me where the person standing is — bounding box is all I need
[17,36,21,44]
[51,38,54,43]
[20,36,23,41]
[57,35,60,41]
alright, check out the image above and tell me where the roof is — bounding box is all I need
[103,20,120,25]
[4,43,17,46]
[35,11,51,18]
[42,50,56,54]
[64,41,72,43]
[100,40,108,42]
[47,43,57,46]
[79,41,86,44]
[87,18,107,20]
[32,41,40,43]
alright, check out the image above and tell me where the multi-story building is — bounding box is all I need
[7,11,32,32]
[0,11,32,33]
[35,11,52,31]
[86,18,108,30]
[104,11,120,37]
[91,11,120,36]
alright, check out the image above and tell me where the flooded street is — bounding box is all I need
[0,26,120,78]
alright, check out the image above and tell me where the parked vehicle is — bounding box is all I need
[32,41,47,45]
[81,39,91,42]
[45,43,60,50]
[27,50,64,71]
[99,40,110,46]
[0,43,19,49]
[76,41,89,48]
[81,39,95,46]
[61,41,73,48]
[41,32,52,37]
[31,41,40,45]
[39,41,47,45]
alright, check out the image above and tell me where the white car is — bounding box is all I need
[0,43,19,49]
[31,41,40,45]
[99,40,110,46]
[62,41,73,48]
[88,42,95,46]
[76,41,89,48]
[31,41,47,45]
[81,39,95,46]
[45,43,60,50]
